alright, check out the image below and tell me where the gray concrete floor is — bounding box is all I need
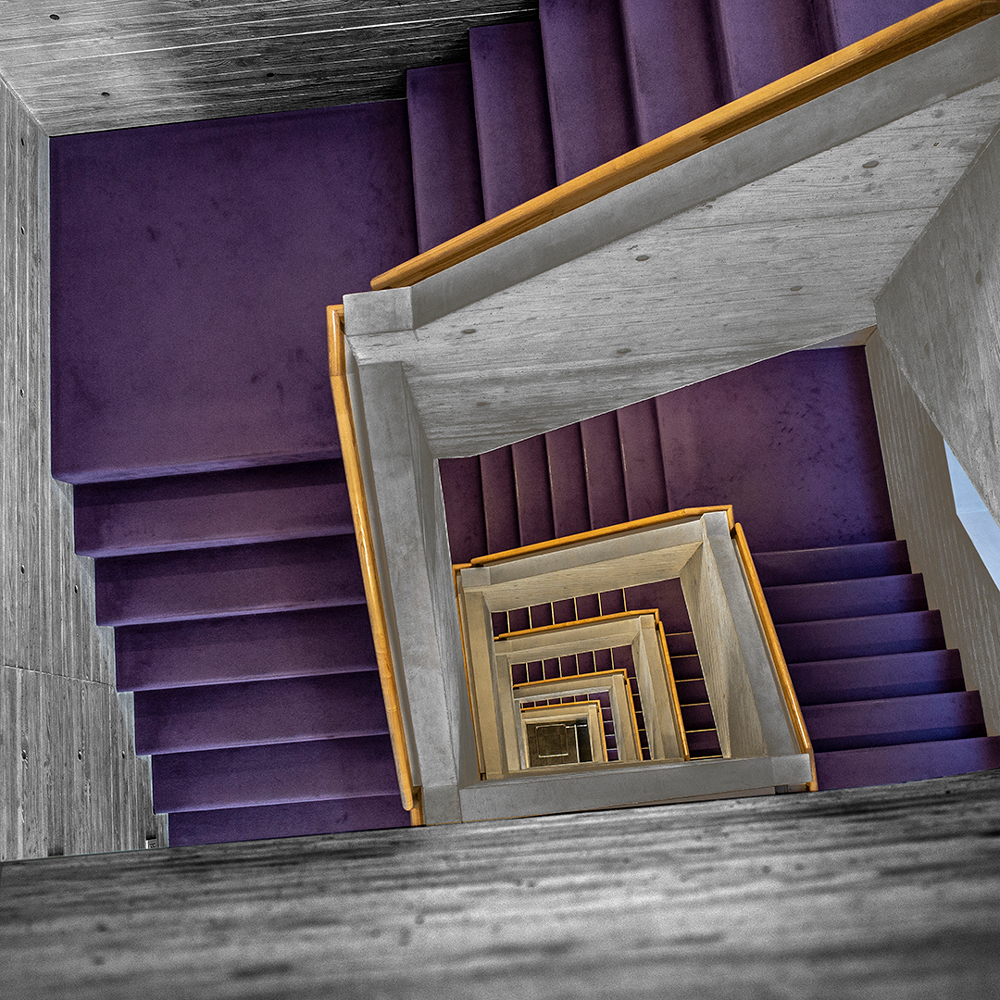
[4,770,1000,998]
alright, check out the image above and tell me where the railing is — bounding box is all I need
[371,0,999,292]
[326,304,422,824]
[732,522,817,791]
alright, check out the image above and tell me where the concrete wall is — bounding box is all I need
[0,78,164,860]
[866,330,1000,735]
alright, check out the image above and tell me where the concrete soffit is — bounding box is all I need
[344,15,1000,458]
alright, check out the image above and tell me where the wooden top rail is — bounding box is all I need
[467,506,735,566]
[731,522,818,791]
[327,304,421,822]
[371,0,999,292]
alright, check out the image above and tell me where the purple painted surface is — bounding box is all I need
[580,411,628,529]
[539,0,637,182]
[776,610,946,664]
[95,534,365,626]
[50,102,417,483]
[788,649,966,705]
[762,573,928,624]
[711,0,828,100]
[152,735,399,812]
[512,435,556,546]
[168,794,409,846]
[134,671,387,755]
[74,460,352,557]
[656,348,895,553]
[115,606,376,692]
[480,446,521,553]
[620,0,724,144]
[470,21,557,218]
[407,63,485,253]
[824,0,930,49]
[616,399,668,521]
[439,456,488,565]
[815,737,1000,790]
[753,539,911,587]
[546,423,591,537]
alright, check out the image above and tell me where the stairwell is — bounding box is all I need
[48,0,1000,846]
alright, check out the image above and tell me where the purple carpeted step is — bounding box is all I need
[134,672,387,755]
[167,794,410,847]
[753,540,911,587]
[625,578,691,633]
[789,649,966,705]
[73,460,351,557]
[480,446,521,553]
[802,691,987,752]
[439,456,488,565]
[619,0,724,144]
[115,606,376,691]
[676,677,709,703]
[51,101,417,484]
[667,632,699,658]
[539,0,637,183]
[763,573,928,625]
[711,0,828,101]
[655,349,895,553]
[95,535,365,627]
[512,436,556,546]
[580,411,629,529]
[407,63,485,254]
[545,423,591,538]
[815,736,1000,791]
[687,730,722,755]
[670,654,703,681]
[680,702,715,729]
[777,610,945,663]
[616,399,668,521]
[469,20,557,218]
[152,734,399,812]
[823,0,930,50]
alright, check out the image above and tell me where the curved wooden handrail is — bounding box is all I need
[327,304,420,820]
[468,505,735,566]
[732,522,818,792]
[372,0,999,292]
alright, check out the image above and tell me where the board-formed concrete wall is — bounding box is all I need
[0,78,165,860]
[866,330,1000,736]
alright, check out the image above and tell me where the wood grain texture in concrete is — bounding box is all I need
[0,0,539,134]
[5,769,1000,998]
[866,330,1000,736]
[0,78,165,860]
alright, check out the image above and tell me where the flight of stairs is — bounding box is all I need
[50,0,992,847]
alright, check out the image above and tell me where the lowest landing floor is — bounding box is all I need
[4,770,1000,998]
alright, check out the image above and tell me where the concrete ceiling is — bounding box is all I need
[0,0,537,134]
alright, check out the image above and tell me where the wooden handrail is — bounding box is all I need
[372,0,999,291]
[468,506,735,566]
[731,522,817,791]
[327,304,420,820]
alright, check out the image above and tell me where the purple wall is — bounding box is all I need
[50,102,418,484]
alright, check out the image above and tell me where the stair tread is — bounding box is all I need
[95,535,366,627]
[151,735,398,813]
[789,648,965,705]
[407,62,484,254]
[469,19,556,219]
[539,0,636,183]
[620,0,723,145]
[752,540,911,587]
[74,460,352,557]
[777,609,945,663]
[814,736,1000,790]
[763,573,928,624]
[167,794,409,846]
[134,672,387,755]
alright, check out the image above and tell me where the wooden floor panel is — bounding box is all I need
[4,770,1000,997]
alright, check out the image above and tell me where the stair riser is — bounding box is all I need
[764,574,928,625]
[777,611,945,663]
